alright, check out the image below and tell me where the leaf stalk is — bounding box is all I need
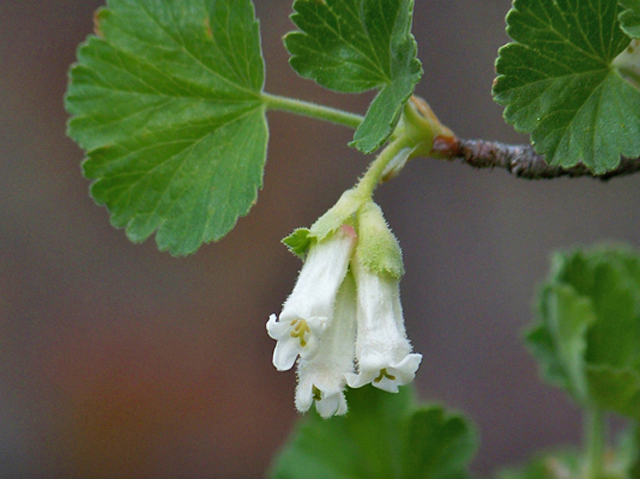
[261,93,363,129]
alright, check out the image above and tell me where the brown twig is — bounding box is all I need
[431,137,640,181]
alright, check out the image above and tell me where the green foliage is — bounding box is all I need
[499,449,582,479]
[620,0,640,38]
[493,0,640,174]
[269,385,476,479]
[617,423,640,478]
[61,2,640,476]
[500,424,640,478]
[284,0,423,154]
[66,0,267,255]
[527,247,640,420]
[527,285,595,403]
[282,228,311,259]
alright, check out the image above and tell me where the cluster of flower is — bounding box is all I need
[267,211,422,418]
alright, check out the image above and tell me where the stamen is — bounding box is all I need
[312,385,323,401]
[374,368,396,383]
[289,318,310,347]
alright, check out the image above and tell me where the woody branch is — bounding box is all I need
[433,138,640,181]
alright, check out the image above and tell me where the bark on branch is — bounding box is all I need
[434,138,640,181]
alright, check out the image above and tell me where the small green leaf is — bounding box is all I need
[527,247,640,420]
[620,0,640,38]
[493,0,640,174]
[284,0,422,153]
[66,0,267,255]
[268,386,476,479]
[282,228,311,259]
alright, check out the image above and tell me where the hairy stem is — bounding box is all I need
[355,137,410,198]
[261,93,363,129]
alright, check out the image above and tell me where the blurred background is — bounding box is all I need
[2,0,639,476]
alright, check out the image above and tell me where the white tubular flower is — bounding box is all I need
[295,272,357,418]
[267,225,357,371]
[346,255,422,393]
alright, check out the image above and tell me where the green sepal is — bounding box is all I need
[65,0,267,255]
[309,189,366,242]
[355,201,404,279]
[284,0,422,154]
[268,385,477,479]
[282,228,312,259]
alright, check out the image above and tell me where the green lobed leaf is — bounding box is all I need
[66,0,267,255]
[493,0,640,174]
[284,0,423,154]
[620,0,640,38]
[268,385,476,479]
[402,407,477,478]
[527,247,640,420]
